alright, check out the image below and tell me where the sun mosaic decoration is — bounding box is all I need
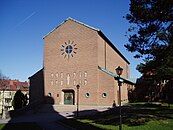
[60,40,78,59]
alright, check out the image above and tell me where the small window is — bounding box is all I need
[102,93,107,98]
[60,80,63,85]
[79,80,82,85]
[60,72,63,78]
[73,72,76,78]
[55,80,58,85]
[79,71,82,78]
[84,80,87,85]
[56,73,59,78]
[67,73,70,85]
[48,93,51,97]
[85,93,90,98]
[84,72,87,78]
[51,81,54,86]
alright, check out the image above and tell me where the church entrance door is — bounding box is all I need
[63,90,74,105]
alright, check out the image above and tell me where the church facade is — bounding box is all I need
[29,18,134,106]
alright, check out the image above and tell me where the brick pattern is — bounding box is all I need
[29,69,44,103]
[44,20,98,105]
[34,19,130,106]
[97,34,129,105]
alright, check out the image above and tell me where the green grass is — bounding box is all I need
[60,102,173,130]
[0,124,5,129]
[0,122,42,130]
[82,119,173,130]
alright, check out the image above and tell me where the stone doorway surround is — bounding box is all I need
[62,89,75,105]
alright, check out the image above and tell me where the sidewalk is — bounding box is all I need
[0,105,111,130]
[39,104,111,113]
[0,112,73,130]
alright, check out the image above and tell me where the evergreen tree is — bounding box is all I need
[125,0,173,102]
[12,90,25,110]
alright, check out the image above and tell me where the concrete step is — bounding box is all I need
[37,104,111,113]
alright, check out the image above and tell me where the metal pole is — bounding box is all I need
[118,75,122,130]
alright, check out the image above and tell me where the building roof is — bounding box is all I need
[28,68,43,79]
[43,17,100,39]
[97,31,130,64]
[43,17,130,64]
[0,79,29,91]
[98,66,135,85]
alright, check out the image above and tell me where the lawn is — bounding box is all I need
[0,122,42,130]
[60,103,173,130]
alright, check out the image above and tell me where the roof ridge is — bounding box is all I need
[66,17,100,31]
[42,17,130,64]
[43,17,100,39]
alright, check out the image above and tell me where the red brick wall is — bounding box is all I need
[98,69,117,105]
[29,69,44,103]
[44,20,99,105]
[97,34,129,105]
[43,19,129,106]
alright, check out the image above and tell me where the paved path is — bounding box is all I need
[0,105,111,130]
[0,112,73,130]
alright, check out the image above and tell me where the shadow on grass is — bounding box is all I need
[60,102,173,129]
[60,118,105,130]
[60,109,105,130]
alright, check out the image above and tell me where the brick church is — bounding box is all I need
[29,18,134,106]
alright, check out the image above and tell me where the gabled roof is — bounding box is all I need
[0,79,29,91]
[43,17,100,39]
[43,17,130,64]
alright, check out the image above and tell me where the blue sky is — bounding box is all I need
[0,0,141,81]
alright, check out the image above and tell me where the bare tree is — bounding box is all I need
[0,71,9,119]
[0,71,9,90]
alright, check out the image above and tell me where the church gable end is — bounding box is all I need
[29,18,132,106]
[43,18,99,105]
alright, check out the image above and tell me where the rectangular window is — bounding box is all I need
[60,80,63,85]
[84,71,87,78]
[51,81,54,86]
[60,72,63,78]
[56,80,58,85]
[73,72,76,78]
[67,73,70,85]
[56,73,59,78]
[79,80,82,85]
[84,79,87,85]
[79,71,82,78]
